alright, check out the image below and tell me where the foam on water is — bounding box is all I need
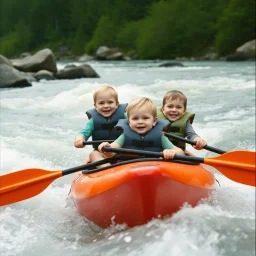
[0,77,254,115]
[0,143,54,175]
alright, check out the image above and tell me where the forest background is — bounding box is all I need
[0,0,255,59]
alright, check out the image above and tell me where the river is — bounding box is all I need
[0,60,255,256]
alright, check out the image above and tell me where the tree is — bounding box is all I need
[85,15,118,54]
[15,19,32,51]
[116,21,140,51]
[216,0,256,55]
[137,0,217,58]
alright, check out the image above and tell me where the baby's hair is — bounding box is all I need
[162,90,187,108]
[126,97,157,119]
[93,85,119,103]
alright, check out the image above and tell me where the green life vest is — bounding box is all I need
[157,107,195,150]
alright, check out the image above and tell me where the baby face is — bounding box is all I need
[94,91,118,118]
[128,106,157,134]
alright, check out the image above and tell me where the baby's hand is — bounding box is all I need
[74,136,85,148]
[193,137,207,150]
[162,149,176,159]
[98,142,113,158]
[98,142,111,152]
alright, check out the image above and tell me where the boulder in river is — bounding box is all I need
[158,61,184,67]
[0,63,35,88]
[56,64,100,79]
[12,48,57,73]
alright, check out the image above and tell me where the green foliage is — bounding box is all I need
[136,0,229,59]
[0,0,255,58]
[85,15,119,54]
[116,21,140,51]
[0,17,32,56]
[0,33,19,57]
[216,0,256,55]
[109,0,156,22]
[136,1,172,58]
[14,19,32,51]
[72,23,88,55]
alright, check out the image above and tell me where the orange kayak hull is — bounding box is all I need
[71,160,216,228]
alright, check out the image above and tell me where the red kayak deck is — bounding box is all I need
[71,160,216,228]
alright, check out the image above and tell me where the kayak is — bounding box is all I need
[71,156,216,228]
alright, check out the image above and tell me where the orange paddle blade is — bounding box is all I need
[0,168,63,206]
[0,158,114,207]
[204,151,256,186]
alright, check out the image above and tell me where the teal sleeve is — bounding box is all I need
[161,135,175,149]
[78,118,94,140]
[124,112,127,119]
[114,133,125,146]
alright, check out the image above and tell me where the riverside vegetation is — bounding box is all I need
[0,0,255,60]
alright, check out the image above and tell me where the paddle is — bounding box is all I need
[1,148,255,207]
[163,132,226,154]
[102,147,256,187]
[0,157,113,207]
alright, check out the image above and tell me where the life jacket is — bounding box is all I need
[115,119,169,152]
[86,103,127,149]
[157,107,195,150]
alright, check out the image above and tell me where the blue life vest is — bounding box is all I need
[115,119,169,152]
[86,103,127,149]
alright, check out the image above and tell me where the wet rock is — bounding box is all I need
[12,48,57,73]
[0,63,34,88]
[56,64,100,79]
[158,61,184,67]
[34,70,55,80]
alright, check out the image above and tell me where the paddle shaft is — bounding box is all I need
[62,158,111,175]
[163,133,226,154]
[103,147,204,162]
[103,147,255,169]
[83,140,114,145]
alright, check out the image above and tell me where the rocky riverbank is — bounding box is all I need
[0,40,255,89]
